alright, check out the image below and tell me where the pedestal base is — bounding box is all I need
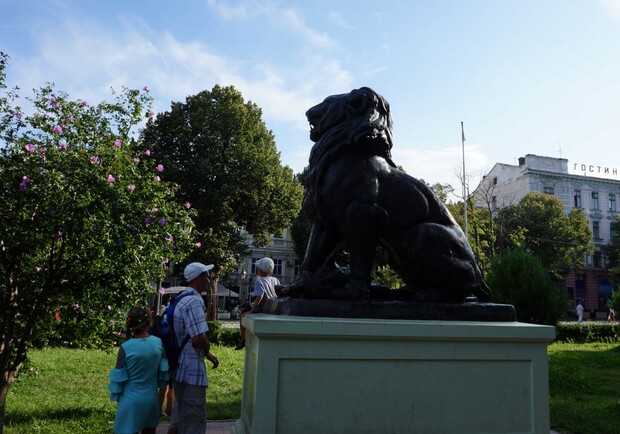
[233,315,555,434]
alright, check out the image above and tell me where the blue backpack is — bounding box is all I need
[152,291,194,371]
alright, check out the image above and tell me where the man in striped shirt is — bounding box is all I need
[169,262,219,434]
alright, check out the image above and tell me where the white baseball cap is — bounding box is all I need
[184,262,214,282]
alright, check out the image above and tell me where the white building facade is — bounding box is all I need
[473,154,619,316]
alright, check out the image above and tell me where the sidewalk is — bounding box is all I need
[156,420,235,434]
[155,420,562,434]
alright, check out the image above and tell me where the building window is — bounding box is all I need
[592,192,599,209]
[574,190,581,208]
[593,251,603,268]
[593,221,600,239]
[612,223,619,240]
[250,258,258,275]
[610,194,617,211]
[492,177,497,185]
[491,196,497,210]
[576,274,586,306]
[543,186,554,195]
[294,259,301,277]
[273,258,283,276]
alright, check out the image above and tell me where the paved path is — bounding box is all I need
[156,419,236,434]
[156,420,563,433]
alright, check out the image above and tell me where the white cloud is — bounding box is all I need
[602,0,620,20]
[329,12,354,30]
[392,144,492,196]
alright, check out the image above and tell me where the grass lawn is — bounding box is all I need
[4,345,243,434]
[3,342,620,433]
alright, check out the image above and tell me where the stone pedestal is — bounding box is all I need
[232,314,555,434]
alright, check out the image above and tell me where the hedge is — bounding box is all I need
[554,321,620,343]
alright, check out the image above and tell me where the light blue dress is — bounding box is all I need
[108,335,169,434]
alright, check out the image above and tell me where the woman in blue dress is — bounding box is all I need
[108,306,169,434]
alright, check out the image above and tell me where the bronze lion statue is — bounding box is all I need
[285,87,491,303]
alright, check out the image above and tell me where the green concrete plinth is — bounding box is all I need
[232,314,555,434]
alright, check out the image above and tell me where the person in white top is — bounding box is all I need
[576,301,584,323]
[235,257,280,350]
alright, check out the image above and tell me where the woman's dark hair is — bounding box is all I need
[125,306,152,338]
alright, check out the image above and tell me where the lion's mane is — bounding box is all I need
[306,87,395,189]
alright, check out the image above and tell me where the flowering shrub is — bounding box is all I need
[0,52,196,410]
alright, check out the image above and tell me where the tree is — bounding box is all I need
[448,199,495,276]
[605,218,620,285]
[495,193,593,279]
[486,249,569,325]
[289,167,312,262]
[0,53,195,431]
[142,85,303,319]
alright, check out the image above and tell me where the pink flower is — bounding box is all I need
[107,174,116,183]
[50,97,56,105]
[36,266,41,272]
[54,231,62,241]
[195,242,202,248]
[67,116,74,123]
[156,164,164,172]
[148,111,155,117]
[18,182,27,191]
[15,112,22,120]
[143,86,150,92]
[144,150,151,156]
[90,156,101,165]
[53,125,62,134]
[148,117,155,124]
[158,218,166,226]
[154,176,161,181]
[134,157,140,163]
[22,176,30,184]
[163,258,170,264]
[25,144,35,152]
[128,184,136,191]
[114,139,122,148]
[159,287,165,295]
[185,202,191,209]
[165,233,174,242]
[81,100,88,106]
[59,141,68,149]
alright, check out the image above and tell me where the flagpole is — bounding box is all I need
[461,121,468,240]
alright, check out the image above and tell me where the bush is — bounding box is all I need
[555,321,620,343]
[207,321,240,347]
[487,248,568,325]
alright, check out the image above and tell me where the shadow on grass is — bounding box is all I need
[5,406,104,425]
[208,400,241,420]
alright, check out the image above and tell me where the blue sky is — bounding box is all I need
[2,0,620,196]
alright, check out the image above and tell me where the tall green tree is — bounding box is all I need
[448,199,495,276]
[605,218,620,289]
[0,53,195,431]
[289,166,311,262]
[495,193,593,279]
[487,248,569,325]
[142,85,303,319]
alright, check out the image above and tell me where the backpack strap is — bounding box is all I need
[171,290,197,353]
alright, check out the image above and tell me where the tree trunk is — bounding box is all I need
[0,373,15,434]
[207,278,218,321]
[0,373,11,434]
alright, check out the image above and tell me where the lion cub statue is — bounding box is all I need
[286,87,491,303]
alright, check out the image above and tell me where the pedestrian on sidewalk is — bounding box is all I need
[108,306,169,434]
[168,262,219,434]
